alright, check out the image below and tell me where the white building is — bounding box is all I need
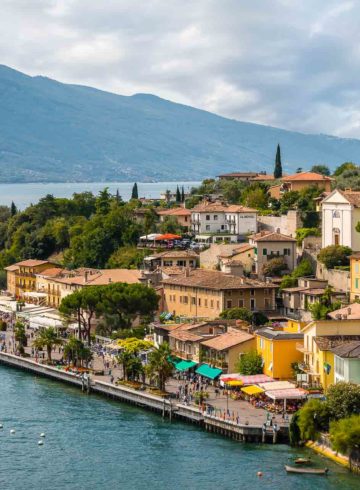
[321,189,360,251]
[191,200,257,238]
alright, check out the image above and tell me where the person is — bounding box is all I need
[110,375,114,384]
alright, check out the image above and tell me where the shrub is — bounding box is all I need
[262,257,287,276]
[279,275,297,290]
[236,350,263,375]
[297,399,329,441]
[318,245,352,269]
[330,415,360,455]
[295,228,320,246]
[220,307,253,322]
[326,382,360,420]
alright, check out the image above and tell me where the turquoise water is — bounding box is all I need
[0,182,200,209]
[0,366,358,490]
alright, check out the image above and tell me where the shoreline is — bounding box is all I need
[0,351,287,444]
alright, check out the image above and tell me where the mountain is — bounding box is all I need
[0,64,359,183]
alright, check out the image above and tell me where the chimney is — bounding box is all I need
[347,307,351,315]
[108,277,112,283]
[185,267,190,277]
[84,271,89,283]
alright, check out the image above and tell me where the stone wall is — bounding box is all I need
[257,210,302,238]
[316,264,350,293]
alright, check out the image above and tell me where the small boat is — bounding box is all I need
[294,458,311,465]
[285,465,328,475]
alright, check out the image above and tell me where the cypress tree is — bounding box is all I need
[131,183,138,200]
[181,186,185,203]
[10,201,17,216]
[176,185,181,203]
[273,144,283,179]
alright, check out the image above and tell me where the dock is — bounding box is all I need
[0,352,288,443]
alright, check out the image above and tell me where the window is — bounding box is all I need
[206,225,210,231]
[356,278,359,289]
[206,215,210,220]
[250,298,256,310]
[183,296,188,304]
[221,225,225,230]
[284,248,291,256]
[333,210,340,218]
[264,288,269,296]
[217,300,220,309]
[238,299,244,307]
[210,300,214,308]
[263,248,267,256]
[259,338,264,349]
[198,298,201,306]
[214,215,218,220]
[205,299,208,307]
[265,298,271,309]
[191,297,196,305]
[250,289,255,296]
[335,356,344,377]
[226,300,232,309]
[355,263,360,273]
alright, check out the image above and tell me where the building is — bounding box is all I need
[162,269,277,319]
[200,243,254,272]
[256,327,303,379]
[249,231,297,279]
[297,319,360,390]
[321,189,360,249]
[143,250,198,271]
[269,171,333,200]
[4,260,57,298]
[157,207,192,231]
[218,244,255,274]
[328,303,360,320]
[217,172,274,182]
[350,253,360,301]
[191,200,257,239]
[332,341,360,384]
[201,328,255,373]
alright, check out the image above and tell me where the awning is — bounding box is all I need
[259,381,295,391]
[155,233,181,241]
[175,360,197,372]
[195,363,222,379]
[241,385,265,395]
[265,388,307,400]
[226,380,243,387]
[139,233,162,240]
[237,374,274,385]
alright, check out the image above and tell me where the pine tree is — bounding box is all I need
[10,201,17,216]
[115,189,122,204]
[131,183,138,200]
[176,185,181,203]
[181,186,185,203]
[273,144,283,179]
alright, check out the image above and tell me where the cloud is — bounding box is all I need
[0,0,360,137]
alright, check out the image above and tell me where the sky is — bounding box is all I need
[1,0,360,138]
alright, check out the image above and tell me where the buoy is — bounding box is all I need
[257,471,263,477]
[38,440,44,446]
[10,429,15,434]
[40,433,46,438]
[0,424,3,429]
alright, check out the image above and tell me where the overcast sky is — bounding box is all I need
[1,0,359,138]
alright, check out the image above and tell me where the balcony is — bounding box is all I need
[296,343,311,354]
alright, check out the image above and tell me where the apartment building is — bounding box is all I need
[269,171,333,200]
[5,260,57,298]
[162,269,276,319]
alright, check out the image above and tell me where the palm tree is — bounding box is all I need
[14,321,27,354]
[63,336,92,367]
[146,343,173,391]
[32,327,63,362]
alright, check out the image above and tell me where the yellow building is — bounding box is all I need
[162,269,277,319]
[284,319,307,333]
[350,253,360,301]
[4,260,56,298]
[201,329,255,373]
[256,327,303,379]
[298,320,360,391]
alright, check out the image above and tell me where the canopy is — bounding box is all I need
[265,388,307,400]
[155,233,181,241]
[226,380,243,387]
[139,233,162,240]
[241,385,264,395]
[237,374,274,385]
[259,381,295,391]
[174,360,197,372]
[195,363,222,380]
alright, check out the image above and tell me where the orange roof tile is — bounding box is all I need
[157,207,191,216]
[201,329,254,350]
[282,172,333,182]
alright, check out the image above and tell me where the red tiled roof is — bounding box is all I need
[201,330,254,350]
[157,207,191,216]
[250,231,296,242]
[282,172,333,182]
[14,259,52,267]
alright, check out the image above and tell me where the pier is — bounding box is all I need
[0,352,288,443]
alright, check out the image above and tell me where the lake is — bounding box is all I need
[0,182,201,209]
[0,365,358,490]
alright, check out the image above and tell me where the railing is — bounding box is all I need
[296,343,310,354]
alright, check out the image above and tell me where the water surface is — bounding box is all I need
[0,366,358,490]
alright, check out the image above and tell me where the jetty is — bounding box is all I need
[0,352,288,444]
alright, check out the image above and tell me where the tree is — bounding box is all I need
[262,257,287,276]
[295,228,320,246]
[236,350,263,375]
[279,190,300,214]
[289,411,301,446]
[59,286,104,344]
[292,258,314,278]
[143,208,158,236]
[107,246,152,269]
[326,382,360,420]
[241,186,269,209]
[220,307,253,322]
[318,245,352,269]
[311,165,330,176]
[335,167,360,190]
[10,201,17,216]
[32,327,63,362]
[308,301,331,320]
[146,342,173,391]
[330,415,360,455]
[176,186,181,203]
[297,398,329,441]
[159,216,183,235]
[131,183,139,200]
[14,321,27,354]
[279,275,297,290]
[273,144,282,178]
[63,336,92,367]
[95,188,111,215]
[181,186,185,203]
[333,162,357,177]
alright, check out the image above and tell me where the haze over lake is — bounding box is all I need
[0,181,200,209]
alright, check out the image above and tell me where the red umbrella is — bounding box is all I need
[155,234,182,240]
